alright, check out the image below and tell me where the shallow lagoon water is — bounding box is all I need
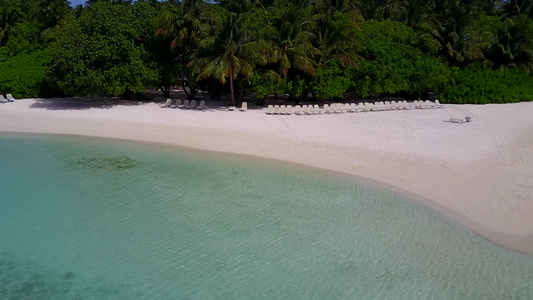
[0,134,532,299]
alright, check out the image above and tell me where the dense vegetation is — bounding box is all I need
[1,0,532,104]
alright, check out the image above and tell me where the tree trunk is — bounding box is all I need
[229,67,235,106]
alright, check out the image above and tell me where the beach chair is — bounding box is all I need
[240,102,248,111]
[274,105,280,114]
[286,105,293,115]
[161,98,172,108]
[266,105,274,114]
[348,103,357,112]
[228,106,236,111]
[435,100,446,108]
[399,101,406,109]
[384,101,391,110]
[172,99,181,108]
[196,100,206,110]
[312,104,320,114]
[294,105,301,115]
[378,102,385,111]
[0,95,7,103]
[280,105,287,115]
[391,101,398,110]
[187,100,196,109]
[305,105,313,115]
[323,104,330,114]
[6,94,15,102]
[358,103,365,112]
[344,103,351,112]
[426,100,435,109]
[181,100,190,109]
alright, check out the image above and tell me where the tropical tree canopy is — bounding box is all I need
[0,0,531,103]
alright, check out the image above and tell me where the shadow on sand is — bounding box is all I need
[29,98,149,111]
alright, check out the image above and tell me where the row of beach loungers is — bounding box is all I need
[0,94,16,103]
[162,99,249,111]
[266,100,445,115]
[161,99,206,110]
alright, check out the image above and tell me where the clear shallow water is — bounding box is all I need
[0,135,532,300]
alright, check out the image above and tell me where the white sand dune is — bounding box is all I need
[1,97,532,255]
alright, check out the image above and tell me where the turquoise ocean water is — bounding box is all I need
[0,134,532,299]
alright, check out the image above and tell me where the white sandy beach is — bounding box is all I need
[1,97,532,255]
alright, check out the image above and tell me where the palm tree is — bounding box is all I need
[36,0,71,38]
[0,4,21,46]
[269,0,317,77]
[189,11,266,105]
[156,0,219,99]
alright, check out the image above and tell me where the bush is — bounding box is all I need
[0,50,53,98]
[351,20,450,97]
[48,1,158,96]
[439,66,533,104]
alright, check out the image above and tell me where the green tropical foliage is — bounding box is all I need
[0,0,531,104]
[48,1,158,96]
[0,50,52,98]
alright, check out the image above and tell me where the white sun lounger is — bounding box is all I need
[358,103,365,112]
[240,102,247,111]
[266,105,274,114]
[181,100,190,109]
[294,105,301,115]
[6,94,15,102]
[172,99,181,108]
[306,105,314,115]
[196,100,206,109]
[188,99,196,109]
[435,100,447,108]
[323,104,331,114]
[0,95,7,103]
[161,98,172,108]
[280,105,287,115]
[343,103,350,112]
[274,105,280,114]
[286,105,293,115]
[313,104,320,114]
[426,100,435,109]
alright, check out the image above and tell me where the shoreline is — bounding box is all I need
[1,98,532,255]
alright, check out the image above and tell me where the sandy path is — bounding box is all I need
[1,98,532,255]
